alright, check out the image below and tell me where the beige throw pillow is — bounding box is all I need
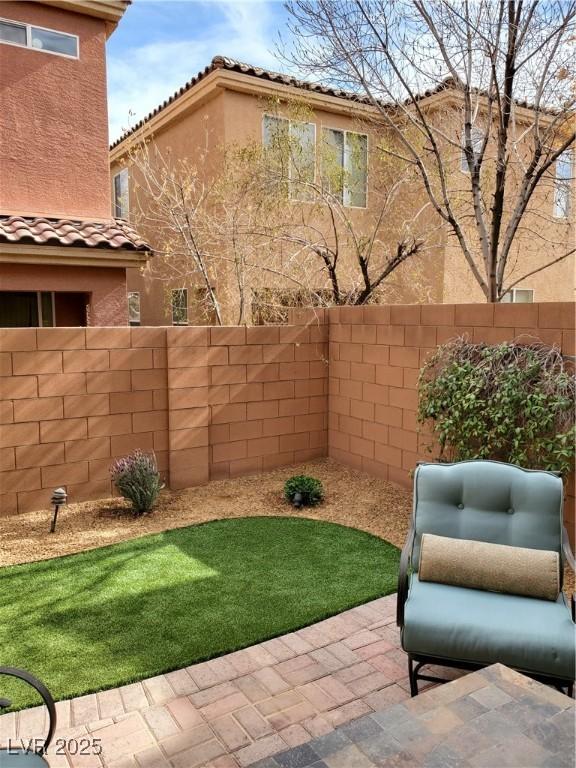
[418,533,560,601]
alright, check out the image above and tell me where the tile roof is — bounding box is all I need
[0,216,150,251]
[110,55,379,149]
[110,56,557,152]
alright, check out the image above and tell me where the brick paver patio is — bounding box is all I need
[1,593,444,768]
[253,664,576,768]
[2,595,573,768]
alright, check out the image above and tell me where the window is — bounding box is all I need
[0,18,78,58]
[321,128,368,207]
[289,121,316,197]
[127,292,140,326]
[461,126,484,172]
[171,288,188,325]
[113,169,129,219]
[0,19,26,45]
[554,151,572,218]
[0,291,55,327]
[263,115,316,201]
[501,288,534,303]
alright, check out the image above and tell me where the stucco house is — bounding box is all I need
[0,0,150,328]
[110,56,574,326]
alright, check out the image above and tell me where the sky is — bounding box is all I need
[106,0,292,142]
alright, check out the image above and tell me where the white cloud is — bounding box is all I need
[107,0,288,142]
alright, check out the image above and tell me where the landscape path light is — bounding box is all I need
[50,487,67,533]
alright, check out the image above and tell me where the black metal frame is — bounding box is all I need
[397,463,576,698]
[406,652,575,699]
[0,667,57,756]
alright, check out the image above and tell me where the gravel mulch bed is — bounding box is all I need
[2,458,572,595]
[0,458,413,567]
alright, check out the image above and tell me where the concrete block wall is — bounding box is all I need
[1,303,573,530]
[317,302,575,538]
[167,324,328,488]
[0,324,328,514]
[0,327,169,515]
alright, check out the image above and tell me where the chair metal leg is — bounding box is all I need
[408,655,419,697]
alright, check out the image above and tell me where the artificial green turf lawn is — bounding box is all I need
[0,516,399,709]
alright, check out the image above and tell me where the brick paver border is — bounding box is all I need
[0,594,449,768]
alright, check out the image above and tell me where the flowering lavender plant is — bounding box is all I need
[110,450,162,515]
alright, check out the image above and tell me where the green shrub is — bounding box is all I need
[418,338,575,476]
[110,450,163,515]
[284,475,324,507]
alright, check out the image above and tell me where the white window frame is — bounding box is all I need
[36,291,56,327]
[321,126,369,209]
[501,288,534,303]
[553,150,572,219]
[127,291,141,326]
[113,168,130,219]
[171,288,189,326]
[262,114,317,203]
[0,17,79,59]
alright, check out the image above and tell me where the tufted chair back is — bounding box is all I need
[411,460,564,568]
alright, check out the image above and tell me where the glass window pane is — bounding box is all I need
[461,126,484,172]
[0,291,39,327]
[171,289,188,325]
[344,132,367,207]
[290,122,315,182]
[127,292,140,325]
[263,115,290,195]
[554,152,571,217]
[554,182,570,218]
[41,292,54,326]
[114,169,129,218]
[30,26,77,57]
[321,128,344,202]
[289,121,315,200]
[0,20,26,45]
[514,289,534,303]
[263,115,289,149]
[556,151,572,181]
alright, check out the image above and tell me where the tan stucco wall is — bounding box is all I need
[0,1,111,219]
[438,103,575,303]
[442,240,575,304]
[114,91,227,326]
[116,84,442,324]
[112,77,574,321]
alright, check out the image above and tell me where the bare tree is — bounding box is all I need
[123,100,435,325]
[282,0,576,301]
[213,98,434,323]
[123,137,225,325]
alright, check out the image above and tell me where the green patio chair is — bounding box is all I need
[0,667,56,766]
[397,460,575,697]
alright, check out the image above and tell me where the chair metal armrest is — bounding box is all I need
[0,667,56,754]
[562,527,575,622]
[562,526,575,571]
[397,525,415,628]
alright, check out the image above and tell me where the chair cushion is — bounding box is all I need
[0,750,50,766]
[412,461,563,567]
[418,533,560,601]
[402,576,575,681]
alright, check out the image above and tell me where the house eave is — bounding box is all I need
[0,243,150,269]
[110,69,378,162]
[40,1,129,34]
